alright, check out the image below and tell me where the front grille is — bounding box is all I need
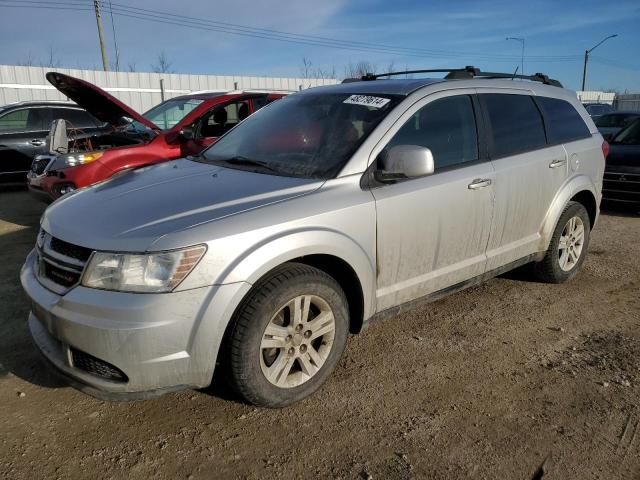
[50,237,93,262]
[43,262,80,287]
[603,171,640,203]
[70,347,128,382]
[36,231,92,292]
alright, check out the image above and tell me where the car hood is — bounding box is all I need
[46,72,159,130]
[42,159,323,252]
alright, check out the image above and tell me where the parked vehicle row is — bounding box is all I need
[20,66,607,407]
[23,73,286,201]
[602,118,640,206]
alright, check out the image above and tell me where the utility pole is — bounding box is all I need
[581,34,618,91]
[93,0,109,71]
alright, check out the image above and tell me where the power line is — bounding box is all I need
[0,0,585,63]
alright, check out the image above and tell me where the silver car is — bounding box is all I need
[21,69,605,407]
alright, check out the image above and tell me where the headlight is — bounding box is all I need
[56,151,104,168]
[81,245,206,293]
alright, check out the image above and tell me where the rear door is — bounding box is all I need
[371,91,495,311]
[0,107,49,182]
[478,91,568,270]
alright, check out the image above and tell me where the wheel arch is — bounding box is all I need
[540,174,599,250]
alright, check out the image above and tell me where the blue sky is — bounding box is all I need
[0,0,639,91]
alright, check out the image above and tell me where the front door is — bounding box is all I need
[371,93,494,311]
[0,107,49,182]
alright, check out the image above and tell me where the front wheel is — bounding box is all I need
[533,201,591,283]
[226,263,349,407]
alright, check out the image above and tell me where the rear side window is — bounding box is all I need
[536,97,590,144]
[481,94,546,158]
[386,95,478,169]
[51,108,102,129]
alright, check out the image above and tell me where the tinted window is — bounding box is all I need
[586,104,613,116]
[595,113,639,128]
[0,108,46,132]
[51,108,101,129]
[536,97,590,144]
[482,94,546,158]
[612,119,640,145]
[387,95,478,169]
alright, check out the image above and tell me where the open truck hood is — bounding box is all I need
[46,72,159,130]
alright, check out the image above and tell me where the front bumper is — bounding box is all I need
[20,249,249,399]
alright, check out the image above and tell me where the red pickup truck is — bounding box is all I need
[27,72,286,201]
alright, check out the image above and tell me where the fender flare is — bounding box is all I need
[217,227,376,320]
[538,174,599,250]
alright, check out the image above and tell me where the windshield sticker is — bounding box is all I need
[343,95,391,109]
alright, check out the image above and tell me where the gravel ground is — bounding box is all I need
[1,188,639,480]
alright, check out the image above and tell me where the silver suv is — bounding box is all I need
[21,67,605,407]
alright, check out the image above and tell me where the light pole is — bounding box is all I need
[581,34,618,91]
[506,37,525,75]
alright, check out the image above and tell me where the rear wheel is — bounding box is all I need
[533,201,591,283]
[226,263,349,407]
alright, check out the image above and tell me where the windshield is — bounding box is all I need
[142,98,205,130]
[611,119,640,145]
[596,113,639,128]
[200,92,401,179]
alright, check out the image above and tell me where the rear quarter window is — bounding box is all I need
[480,94,546,158]
[536,97,591,144]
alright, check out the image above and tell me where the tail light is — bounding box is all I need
[602,140,610,159]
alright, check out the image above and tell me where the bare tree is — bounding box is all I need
[40,46,62,68]
[343,61,376,79]
[151,51,173,74]
[127,62,137,72]
[301,57,313,79]
[16,51,35,67]
[315,64,336,80]
[404,64,414,79]
[385,60,396,74]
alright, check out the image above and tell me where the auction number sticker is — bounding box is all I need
[343,95,391,108]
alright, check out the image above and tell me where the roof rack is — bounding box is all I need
[353,66,562,87]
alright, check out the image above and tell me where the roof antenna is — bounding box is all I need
[511,66,519,80]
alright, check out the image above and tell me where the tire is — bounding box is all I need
[226,262,349,408]
[533,201,591,283]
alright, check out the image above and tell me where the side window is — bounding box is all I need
[0,108,45,132]
[51,108,102,129]
[251,96,268,111]
[536,97,591,144]
[199,101,249,138]
[386,95,478,169]
[481,94,546,158]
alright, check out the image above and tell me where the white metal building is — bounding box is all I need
[0,65,338,113]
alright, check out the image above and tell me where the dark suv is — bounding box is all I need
[0,101,103,184]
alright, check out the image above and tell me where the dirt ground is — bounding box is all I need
[1,188,639,480]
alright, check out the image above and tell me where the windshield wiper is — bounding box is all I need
[215,156,278,173]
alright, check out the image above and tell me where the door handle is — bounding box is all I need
[549,159,566,168]
[468,178,492,190]
[30,139,45,146]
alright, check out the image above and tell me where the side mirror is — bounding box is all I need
[376,145,435,183]
[179,125,194,141]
